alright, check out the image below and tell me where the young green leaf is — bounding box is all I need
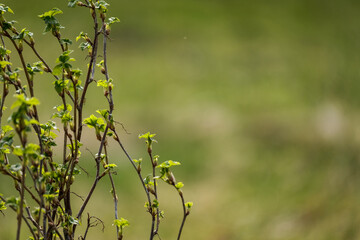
[175,182,184,189]
[0,200,6,211]
[185,201,194,214]
[157,160,181,169]
[11,94,40,109]
[113,218,129,228]
[107,17,120,25]
[95,0,109,13]
[5,197,20,210]
[0,4,14,15]
[0,46,11,57]
[68,0,80,8]
[104,163,117,169]
[1,125,13,134]
[0,61,12,68]
[38,8,63,34]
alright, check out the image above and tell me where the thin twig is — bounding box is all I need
[71,192,85,201]
[105,145,120,238]
[82,213,105,240]
[78,6,100,141]
[112,129,154,240]
[177,192,189,240]
[149,151,160,235]
[16,140,27,240]
[25,207,44,238]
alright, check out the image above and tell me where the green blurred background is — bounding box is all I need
[1,0,360,239]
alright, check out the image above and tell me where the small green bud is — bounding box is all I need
[96,132,102,141]
[77,2,87,7]
[113,134,119,142]
[40,183,45,194]
[105,24,111,35]
[147,186,156,195]
[29,36,35,46]
[110,122,115,131]
[167,172,176,185]
[18,42,23,52]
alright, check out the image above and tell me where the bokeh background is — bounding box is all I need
[1,0,360,239]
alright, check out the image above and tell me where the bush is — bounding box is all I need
[0,1,192,239]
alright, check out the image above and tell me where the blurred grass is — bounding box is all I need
[1,0,360,239]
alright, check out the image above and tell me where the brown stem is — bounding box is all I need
[25,207,44,239]
[113,130,154,240]
[75,124,111,225]
[6,168,41,205]
[149,152,160,235]
[63,75,79,224]
[177,193,189,240]
[104,145,120,238]
[78,7,100,141]
[15,165,26,240]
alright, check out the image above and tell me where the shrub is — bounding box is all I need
[0,1,192,239]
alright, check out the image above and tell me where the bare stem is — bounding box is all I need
[105,145,120,239]
[75,124,107,220]
[149,152,160,235]
[112,130,154,240]
[177,192,189,240]
[16,163,26,240]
